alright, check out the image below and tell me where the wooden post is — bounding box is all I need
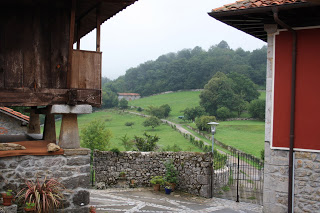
[76,20,80,50]
[96,4,101,52]
[27,106,40,134]
[43,106,56,143]
[58,114,80,149]
[67,0,76,88]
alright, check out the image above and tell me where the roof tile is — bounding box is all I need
[212,0,307,12]
[0,107,30,122]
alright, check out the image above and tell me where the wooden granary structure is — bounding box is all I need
[0,0,137,149]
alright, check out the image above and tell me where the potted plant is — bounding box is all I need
[119,171,126,178]
[24,202,36,212]
[164,184,172,195]
[2,189,14,206]
[164,160,178,191]
[16,176,65,213]
[150,176,164,191]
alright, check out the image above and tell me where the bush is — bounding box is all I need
[81,120,112,151]
[195,115,217,131]
[216,107,231,120]
[137,107,143,112]
[134,132,159,151]
[120,134,134,151]
[164,160,178,184]
[260,149,265,161]
[110,148,120,154]
[162,144,182,152]
[125,122,134,128]
[119,98,128,109]
[248,99,265,120]
[143,116,161,130]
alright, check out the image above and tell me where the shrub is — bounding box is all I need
[199,140,204,148]
[260,149,265,161]
[119,98,128,109]
[216,107,231,121]
[134,132,159,151]
[110,148,120,154]
[143,116,161,130]
[164,160,178,184]
[248,99,265,120]
[125,122,134,128]
[120,134,134,151]
[195,115,217,131]
[81,120,112,151]
[137,107,143,112]
[162,144,182,152]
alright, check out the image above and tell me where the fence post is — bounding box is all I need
[236,152,240,202]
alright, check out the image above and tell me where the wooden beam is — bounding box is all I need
[67,0,76,88]
[0,88,101,107]
[96,3,101,52]
[27,106,41,134]
[43,106,56,143]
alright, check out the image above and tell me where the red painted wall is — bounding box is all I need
[273,28,320,150]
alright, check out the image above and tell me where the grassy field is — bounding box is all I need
[129,91,201,123]
[130,90,266,158]
[54,109,202,152]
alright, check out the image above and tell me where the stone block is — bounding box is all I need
[51,104,92,114]
[73,190,90,206]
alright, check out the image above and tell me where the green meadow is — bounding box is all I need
[54,109,202,152]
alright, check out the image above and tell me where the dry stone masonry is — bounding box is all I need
[94,151,213,198]
[0,149,91,212]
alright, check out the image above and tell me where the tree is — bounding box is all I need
[143,116,161,130]
[119,98,128,109]
[233,94,248,117]
[161,104,171,118]
[102,88,118,108]
[216,107,231,121]
[81,120,112,151]
[200,72,235,115]
[248,99,265,120]
[195,115,217,131]
[134,132,159,151]
[217,40,230,49]
[227,72,259,102]
[120,134,134,151]
[125,122,134,128]
[181,106,205,122]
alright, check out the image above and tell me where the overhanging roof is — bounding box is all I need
[75,0,138,40]
[209,0,320,42]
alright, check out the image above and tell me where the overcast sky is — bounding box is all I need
[79,0,266,80]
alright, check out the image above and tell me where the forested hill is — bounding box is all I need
[105,41,267,96]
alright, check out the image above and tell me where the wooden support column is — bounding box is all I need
[76,20,81,50]
[43,106,56,143]
[58,114,80,149]
[67,0,76,88]
[27,106,40,134]
[96,4,101,52]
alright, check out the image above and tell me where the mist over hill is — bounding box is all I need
[104,41,267,97]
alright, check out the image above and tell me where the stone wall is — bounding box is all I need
[0,149,91,212]
[94,151,213,198]
[264,142,320,213]
[0,113,27,135]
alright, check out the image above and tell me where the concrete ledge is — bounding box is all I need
[64,148,91,156]
[0,205,17,213]
[51,105,92,114]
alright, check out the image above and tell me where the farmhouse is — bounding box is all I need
[0,0,138,211]
[210,0,320,212]
[118,92,141,101]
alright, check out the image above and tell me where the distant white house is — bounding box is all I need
[118,93,141,101]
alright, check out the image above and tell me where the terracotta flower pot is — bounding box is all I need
[24,207,36,212]
[153,184,160,191]
[2,193,14,206]
[169,183,176,191]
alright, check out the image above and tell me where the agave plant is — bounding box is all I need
[16,176,65,213]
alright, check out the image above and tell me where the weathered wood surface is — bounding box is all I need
[0,88,101,107]
[0,4,70,89]
[71,50,102,89]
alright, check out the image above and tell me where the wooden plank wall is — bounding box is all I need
[71,50,101,90]
[0,3,70,90]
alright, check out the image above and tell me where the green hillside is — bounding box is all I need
[129,91,201,122]
[54,110,202,152]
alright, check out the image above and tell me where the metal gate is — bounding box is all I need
[212,150,264,205]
